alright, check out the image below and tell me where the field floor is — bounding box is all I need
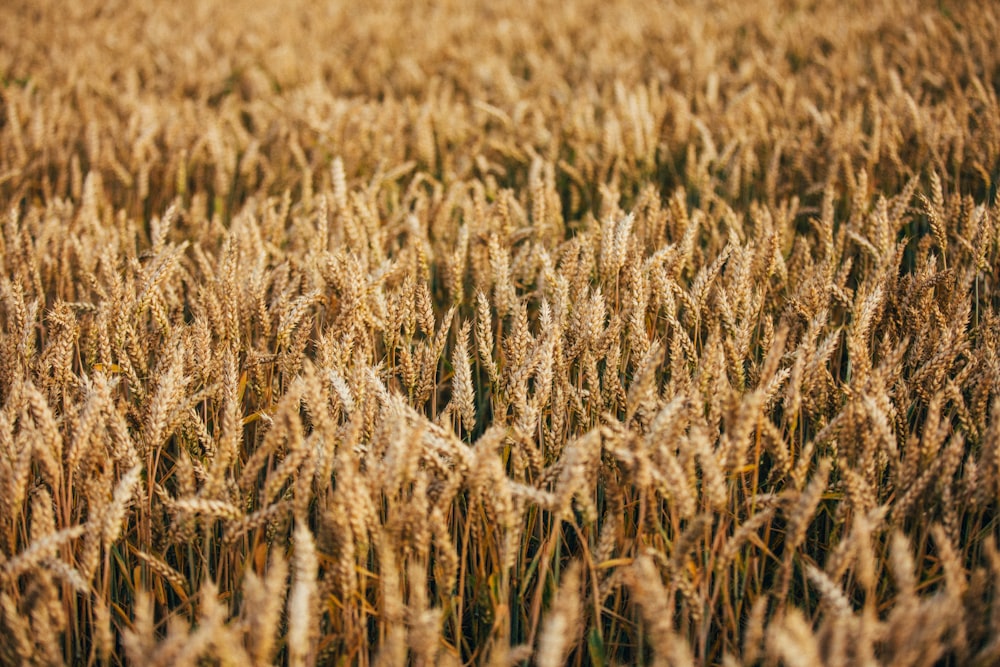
[2,0,1000,664]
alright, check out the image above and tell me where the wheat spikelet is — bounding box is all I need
[449,320,476,434]
[537,560,582,667]
[766,609,822,667]
[2,524,86,581]
[778,458,831,604]
[101,463,143,546]
[375,529,407,667]
[132,549,188,596]
[22,382,62,489]
[92,596,114,665]
[170,497,242,522]
[288,518,318,667]
[241,548,288,666]
[624,553,695,667]
[223,501,291,547]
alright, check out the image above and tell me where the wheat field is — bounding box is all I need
[1,0,999,664]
